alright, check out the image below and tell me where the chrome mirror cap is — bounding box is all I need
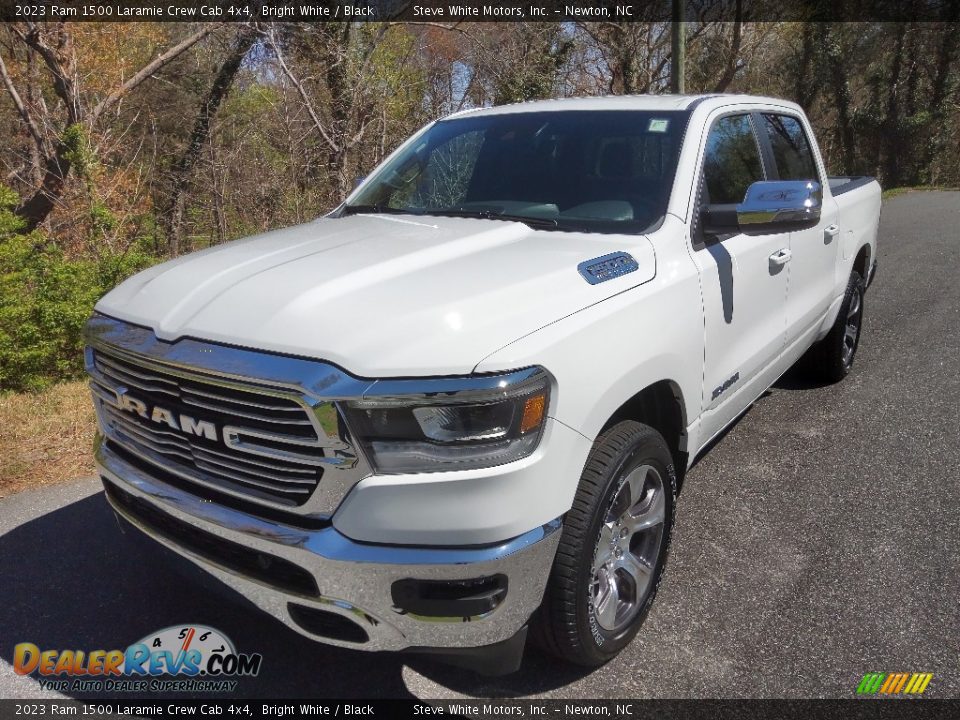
[737,180,822,228]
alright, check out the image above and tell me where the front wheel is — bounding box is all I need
[533,421,677,667]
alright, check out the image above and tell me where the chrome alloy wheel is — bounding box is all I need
[842,287,863,368]
[590,464,666,633]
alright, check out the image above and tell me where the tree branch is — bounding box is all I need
[90,23,222,124]
[0,50,46,151]
[400,21,469,35]
[713,0,744,92]
[268,28,340,153]
[17,21,81,125]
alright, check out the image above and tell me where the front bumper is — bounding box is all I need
[96,438,561,653]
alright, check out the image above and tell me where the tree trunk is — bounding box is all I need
[825,28,855,174]
[17,144,71,231]
[931,7,960,109]
[25,47,45,187]
[323,24,353,199]
[882,24,908,187]
[165,26,258,255]
[713,0,743,92]
[793,23,818,111]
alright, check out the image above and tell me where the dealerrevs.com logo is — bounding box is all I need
[13,624,262,693]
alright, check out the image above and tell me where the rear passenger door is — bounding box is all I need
[691,113,790,441]
[757,113,840,350]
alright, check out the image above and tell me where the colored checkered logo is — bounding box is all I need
[857,672,933,695]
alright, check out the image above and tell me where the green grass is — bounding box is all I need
[882,186,960,200]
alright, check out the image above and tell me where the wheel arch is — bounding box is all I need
[853,243,871,280]
[598,380,689,488]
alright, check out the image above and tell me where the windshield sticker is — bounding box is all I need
[648,119,670,133]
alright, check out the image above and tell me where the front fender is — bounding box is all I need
[475,268,703,445]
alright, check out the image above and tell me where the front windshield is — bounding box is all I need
[345,109,691,233]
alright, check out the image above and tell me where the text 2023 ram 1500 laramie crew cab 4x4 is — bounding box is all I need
[86,94,880,672]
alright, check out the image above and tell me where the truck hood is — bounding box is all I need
[97,214,656,376]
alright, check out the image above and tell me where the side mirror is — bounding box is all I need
[700,180,822,236]
[737,180,822,232]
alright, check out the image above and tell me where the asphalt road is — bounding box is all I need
[1,191,958,701]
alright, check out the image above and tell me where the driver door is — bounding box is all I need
[690,113,790,442]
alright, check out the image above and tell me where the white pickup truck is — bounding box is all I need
[85,94,880,673]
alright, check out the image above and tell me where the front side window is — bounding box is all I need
[346,110,691,233]
[762,114,819,182]
[702,114,765,205]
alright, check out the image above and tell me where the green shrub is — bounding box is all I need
[0,186,157,391]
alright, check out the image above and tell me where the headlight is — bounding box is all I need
[340,368,550,473]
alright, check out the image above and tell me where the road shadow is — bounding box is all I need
[684,397,772,478]
[0,491,589,699]
[687,358,834,474]
[772,358,835,391]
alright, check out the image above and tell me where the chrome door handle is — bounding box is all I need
[769,248,792,266]
[824,224,840,243]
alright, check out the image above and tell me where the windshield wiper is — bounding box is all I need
[419,208,560,230]
[341,204,417,216]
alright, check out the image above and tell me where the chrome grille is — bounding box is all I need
[90,347,332,507]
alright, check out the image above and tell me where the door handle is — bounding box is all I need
[824,224,840,243]
[769,248,792,266]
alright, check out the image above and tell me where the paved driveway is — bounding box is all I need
[2,191,958,700]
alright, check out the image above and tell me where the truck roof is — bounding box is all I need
[446,93,800,119]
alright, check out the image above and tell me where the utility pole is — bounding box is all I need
[671,0,686,94]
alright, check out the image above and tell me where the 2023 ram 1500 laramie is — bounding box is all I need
[85,94,880,672]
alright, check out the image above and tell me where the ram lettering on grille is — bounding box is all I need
[89,348,338,507]
[109,390,219,441]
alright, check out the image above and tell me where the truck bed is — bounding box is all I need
[829,176,876,196]
[829,175,882,286]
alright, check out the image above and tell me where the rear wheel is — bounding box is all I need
[534,421,676,666]
[809,270,865,382]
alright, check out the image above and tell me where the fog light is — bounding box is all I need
[391,575,508,619]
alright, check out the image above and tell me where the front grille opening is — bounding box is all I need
[288,604,369,643]
[91,346,330,507]
[105,441,330,530]
[104,479,319,597]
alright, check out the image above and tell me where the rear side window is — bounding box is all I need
[702,115,765,204]
[761,114,818,182]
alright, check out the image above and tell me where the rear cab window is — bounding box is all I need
[760,114,820,183]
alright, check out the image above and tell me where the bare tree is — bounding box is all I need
[1,21,219,230]
[164,24,259,254]
[711,0,744,92]
[268,22,403,198]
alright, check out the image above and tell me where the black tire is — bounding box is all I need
[809,270,865,383]
[533,421,677,667]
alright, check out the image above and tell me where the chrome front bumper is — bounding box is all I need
[96,438,561,653]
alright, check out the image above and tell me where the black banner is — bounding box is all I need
[2,700,960,720]
[0,0,958,23]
